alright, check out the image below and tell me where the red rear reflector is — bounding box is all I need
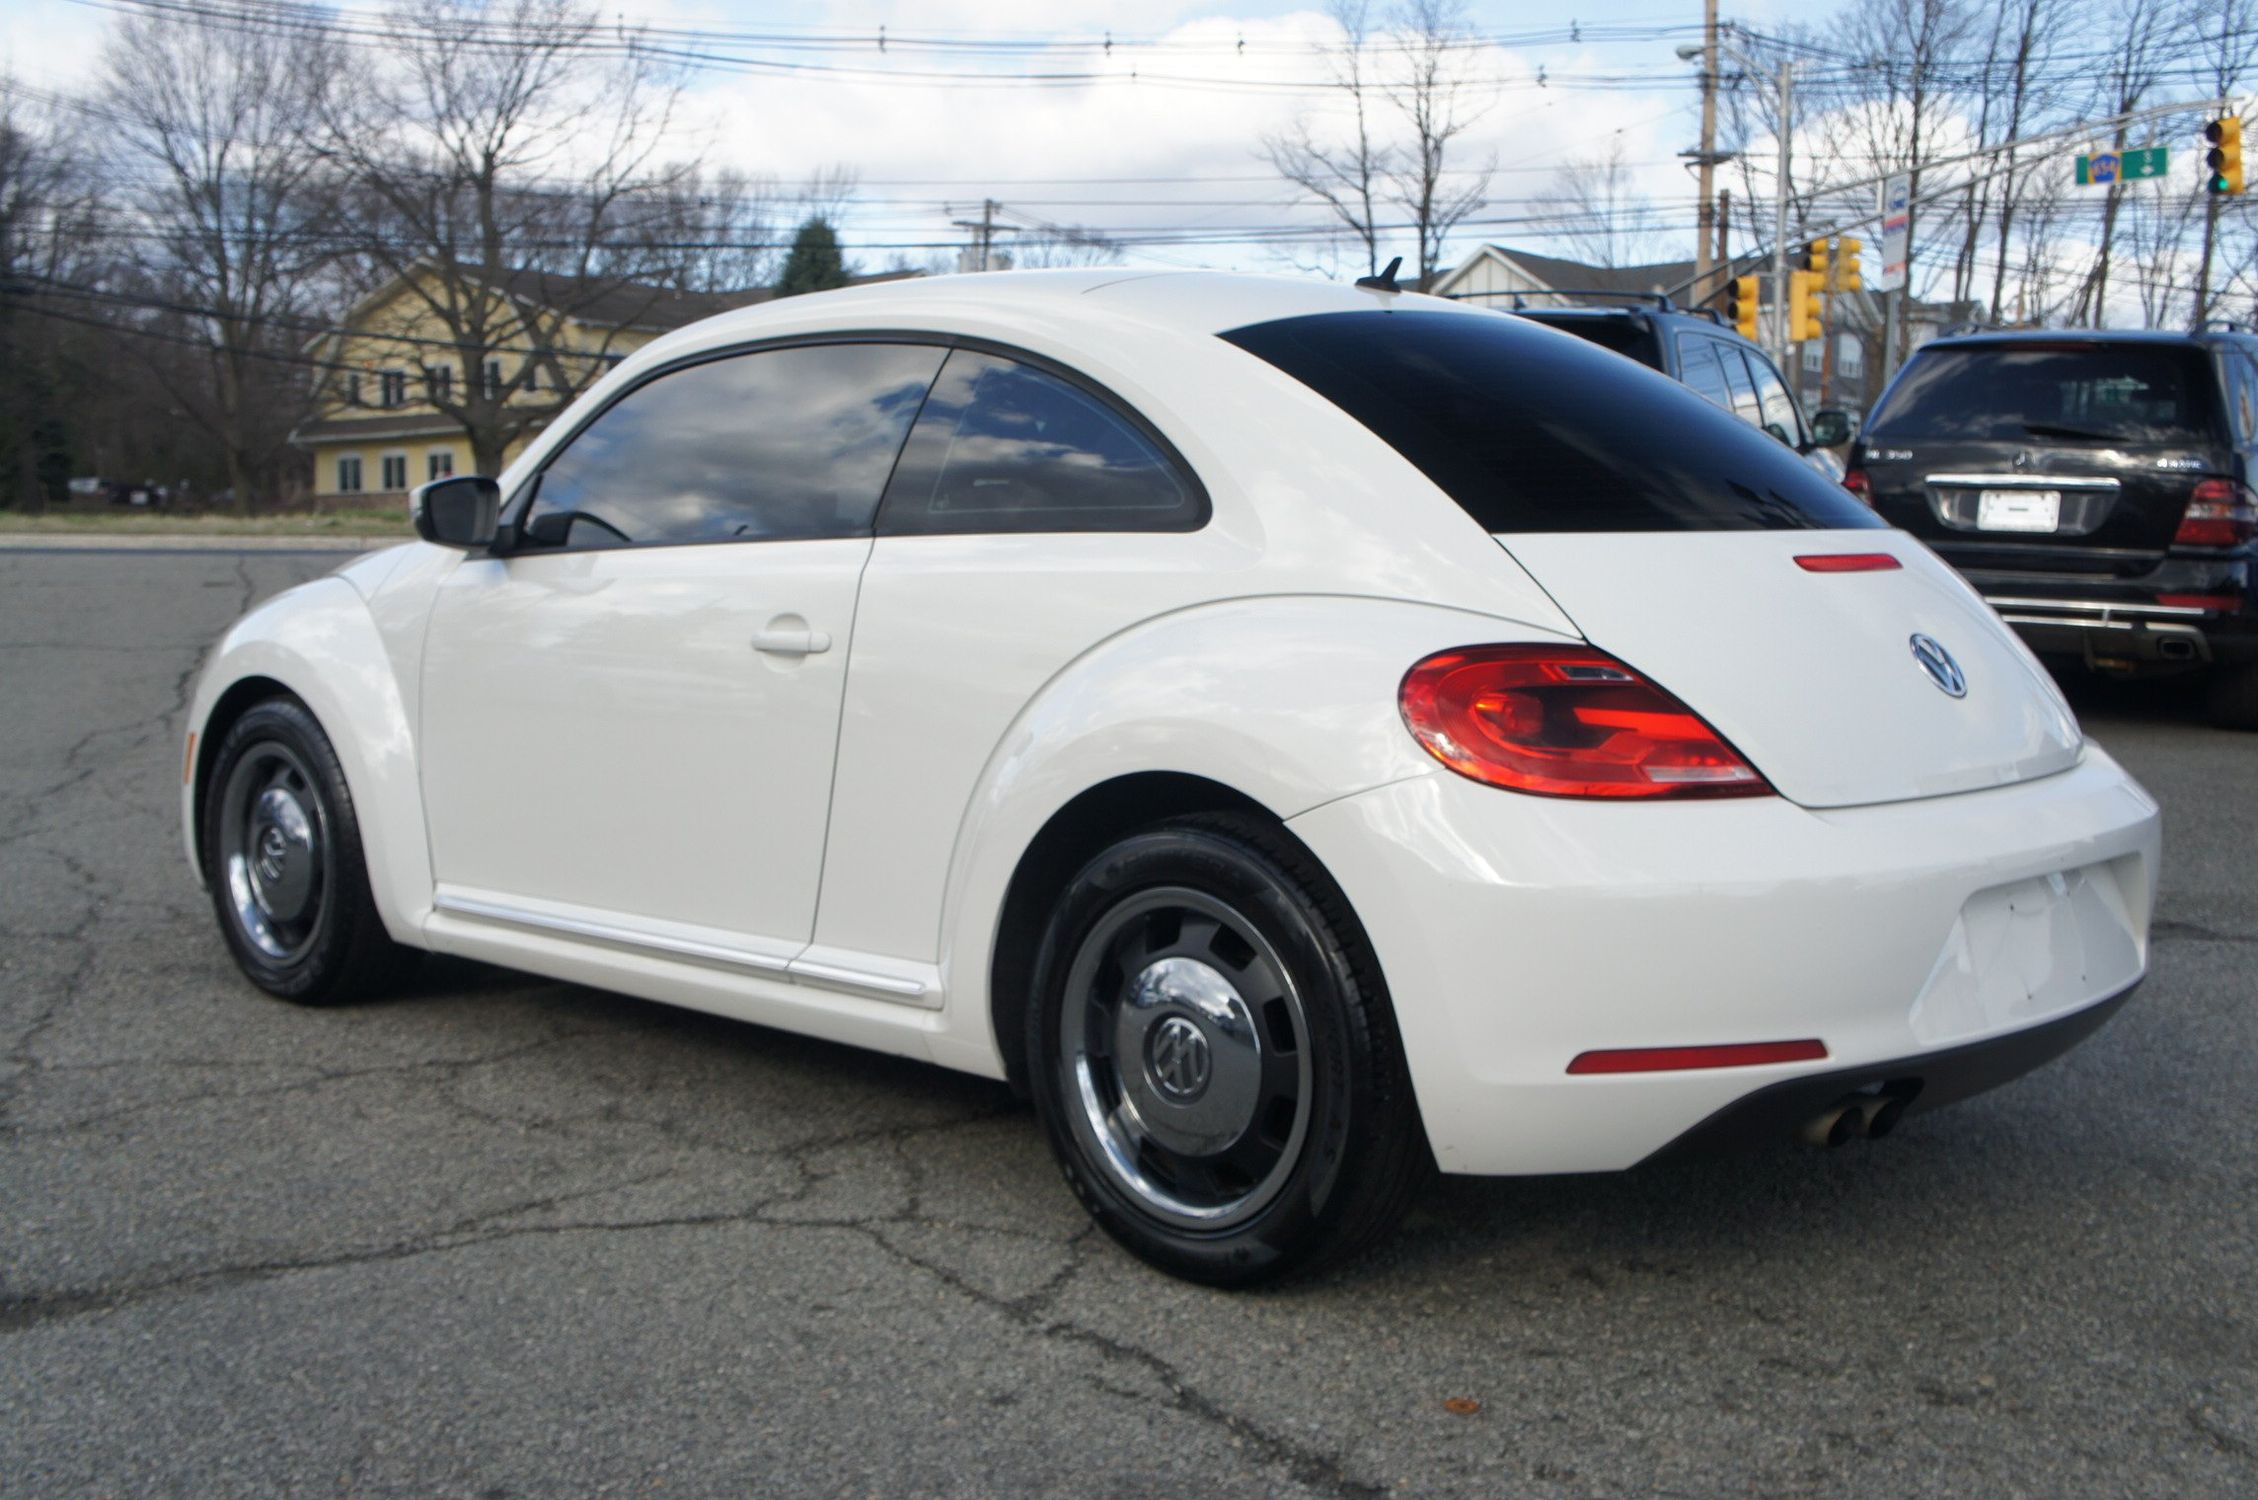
[2158,593,2244,612]
[1794,552,1901,573]
[1567,1040,1829,1075]
[1398,645,1771,800]
[2175,478,2258,548]
[1842,467,1871,502]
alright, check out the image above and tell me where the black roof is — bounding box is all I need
[1926,326,2256,350]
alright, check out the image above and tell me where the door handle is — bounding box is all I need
[752,625,832,656]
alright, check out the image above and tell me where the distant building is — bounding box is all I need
[294,266,914,503]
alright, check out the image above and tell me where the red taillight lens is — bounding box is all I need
[2175,478,2258,548]
[1398,645,1771,800]
[1567,1040,1829,1074]
[1794,552,1901,572]
[1842,467,1871,503]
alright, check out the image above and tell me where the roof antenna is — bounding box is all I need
[1355,256,1404,292]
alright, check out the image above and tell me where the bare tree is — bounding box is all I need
[1008,222,1126,269]
[2068,0,2173,326]
[1262,0,1390,277]
[312,0,701,475]
[1530,138,1665,269]
[97,7,334,511]
[1383,0,1491,288]
[0,83,97,510]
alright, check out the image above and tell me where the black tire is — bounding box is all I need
[2207,662,2258,731]
[200,696,417,1004]
[1026,812,1431,1286]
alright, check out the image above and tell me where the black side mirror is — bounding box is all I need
[1807,408,1853,448]
[411,475,501,549]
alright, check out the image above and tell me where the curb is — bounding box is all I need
[0,533,398,553]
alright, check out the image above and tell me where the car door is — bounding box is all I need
[419,339,945,953]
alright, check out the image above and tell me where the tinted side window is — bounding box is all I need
[1712,343,1764,426]
[1674,335,1734,411]
[877,350,1203,534]
[1222,309,1882,533]
[524,342,944,549]
[1741,350,1805,445]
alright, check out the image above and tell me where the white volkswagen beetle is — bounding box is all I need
[184,270,2159,1283]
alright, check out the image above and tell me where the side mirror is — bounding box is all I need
[411,475,501,550]
[1807,408,1853,448]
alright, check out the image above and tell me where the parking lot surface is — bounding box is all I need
[3,545,2254,1497]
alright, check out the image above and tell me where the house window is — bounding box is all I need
[483,358,504,399]
[337,454,363,493]
[427,449,454,482]
[1838,335,1865,379]
[380,452,409,491]
[344,373,362,407]
[427,364,452,403]
[379,369,407,408]
[1801,342,1823,374]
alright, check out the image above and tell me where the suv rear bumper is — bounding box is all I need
[1984,593,2258,668]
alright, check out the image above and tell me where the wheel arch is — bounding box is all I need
[985,771,1310,1097]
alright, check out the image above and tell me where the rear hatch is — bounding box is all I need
[1221,307,2083,810]
[1859,340,2228,578]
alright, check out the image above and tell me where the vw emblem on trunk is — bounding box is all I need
[1147,1016,1212,1101]
[1910,633,1967,697]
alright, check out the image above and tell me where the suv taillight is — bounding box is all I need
[1843,467,1872,503]
[2176,478,2258,548]
[1399,645,1771,800]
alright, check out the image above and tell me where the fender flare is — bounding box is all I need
[183,577,430,946]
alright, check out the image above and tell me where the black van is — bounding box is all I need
[1849,328,2258,728]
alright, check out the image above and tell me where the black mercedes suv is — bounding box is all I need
[1849,328,2258,728]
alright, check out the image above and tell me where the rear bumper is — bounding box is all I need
[1983,594,2258,669]
[1643,983,2135,1162]
[1287,748,2160,1176]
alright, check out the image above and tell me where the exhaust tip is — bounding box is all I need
[1801,1102,1861,1148]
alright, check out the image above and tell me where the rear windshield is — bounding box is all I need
[1866,343,2223,445]
[1221,309,1880,533]
[1514,312,1661,368]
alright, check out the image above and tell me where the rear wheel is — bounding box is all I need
[2208,662,2258,731]
[1027,812,1429,1285]
[201,697,417,1003]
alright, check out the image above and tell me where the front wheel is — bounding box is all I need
[201,696,417,1003]
[1027,813,1430,1285]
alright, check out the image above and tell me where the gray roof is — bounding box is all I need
[1483,246,1700,300]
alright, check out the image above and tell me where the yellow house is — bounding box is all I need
[295,266,777,505]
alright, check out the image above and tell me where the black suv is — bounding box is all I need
[1850,329,2258,728]
[1509,297,1854,474]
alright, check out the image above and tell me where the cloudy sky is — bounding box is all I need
[2,0,1814,277]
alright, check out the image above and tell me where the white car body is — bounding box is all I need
[183,270,2159,1183]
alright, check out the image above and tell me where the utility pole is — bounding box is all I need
[951,198,1001,272]
[1716,186,1730,273]
[1691,0,1719,303]
[1771,60,1794,363]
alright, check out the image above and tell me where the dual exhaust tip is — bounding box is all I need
[1802,1091,1913,1148]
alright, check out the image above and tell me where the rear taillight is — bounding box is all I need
[2175,478,2258,548]
[1842,467,1872,503]
[1398,645,1771,800]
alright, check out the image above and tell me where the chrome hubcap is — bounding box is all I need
[1063,888,1312,1231]
[217,743,328,963]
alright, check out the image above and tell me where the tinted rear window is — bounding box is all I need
[1867,343,2223,445]
[1515,313,1660,367]
[1222,309,1880,533]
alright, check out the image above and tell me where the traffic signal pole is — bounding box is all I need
[1772,60,1794,363]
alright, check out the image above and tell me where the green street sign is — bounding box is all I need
[2076,146,2168,185]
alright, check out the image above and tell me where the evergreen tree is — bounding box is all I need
[775,217,850,297]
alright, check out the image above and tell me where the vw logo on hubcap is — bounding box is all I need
[1909,633,1968,697]
[1146,1015,1212,1101]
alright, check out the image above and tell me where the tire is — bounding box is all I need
[2207,662,2258,731]
[200,696,417,1004]
[1026,812,1431,1285]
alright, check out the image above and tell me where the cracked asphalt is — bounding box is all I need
[2,544,2254,1498]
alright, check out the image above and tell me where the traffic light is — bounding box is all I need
[1803,237,1831,282]
[1837,236,1864,292]
[1728,274,1760,340]
[1788,269,1825,343]
[2208,115,2244,195]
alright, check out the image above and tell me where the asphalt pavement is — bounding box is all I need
[2,544,2253,1497]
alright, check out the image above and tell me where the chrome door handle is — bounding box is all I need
[752,626,832,656]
